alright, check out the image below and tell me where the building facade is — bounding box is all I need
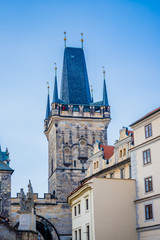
[86,126,133,180]
[68,177,137,240]
[130,107,160,240]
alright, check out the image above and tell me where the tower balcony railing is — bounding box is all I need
[51,103,110,119]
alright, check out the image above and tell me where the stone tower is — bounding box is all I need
[44,45,111,201]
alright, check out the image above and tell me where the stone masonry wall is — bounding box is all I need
[0,171,12,218]
[48,117,109,201]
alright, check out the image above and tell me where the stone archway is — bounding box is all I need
[14,215,60,240]
[36,215,60,240]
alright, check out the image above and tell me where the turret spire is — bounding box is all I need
[45,82,50,119]
[102,67,109,106]
[53,63,59,103]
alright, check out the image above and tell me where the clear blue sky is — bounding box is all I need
[0,0,159,196]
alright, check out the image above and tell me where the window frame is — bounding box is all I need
[75,230,77,240]
[129,165,132,179]
[86,225,90,240]
[74,206,77,217]
[145,123,152,138]
[78,228,81,240]
[120,168,125,179]
[78,203,81,215]
[86,198,89,211]
[143,149,151,165]
[120,150,122,158]
[145,176,153,193]
[123,148,126,156]
[145,204,153,220]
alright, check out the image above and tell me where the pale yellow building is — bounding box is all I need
[130,107,160,240]
[68,177,137,240]
[86,126,134,180]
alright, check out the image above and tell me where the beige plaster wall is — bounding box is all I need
[92,178,137,240]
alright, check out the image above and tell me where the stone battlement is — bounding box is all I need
[11,192,57,204]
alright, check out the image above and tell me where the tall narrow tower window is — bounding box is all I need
[76,126,80,138]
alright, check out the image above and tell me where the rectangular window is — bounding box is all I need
[143,149,151,165]
[75,230,77,240]
[120,168,125,179]
[145,123,152,138]
[96,161,99,168]
[145,177,153,192]
[78,204,81,215]
[110,172,114,178]
[86,199,89,210]
[123,148,126,156]
[129,165,132,178]
[120,150,122,157]
[79,229,81,240]
[86,225,90,240]
[74,160,76,167]
[74,206,77,216]
[145,204,153,220]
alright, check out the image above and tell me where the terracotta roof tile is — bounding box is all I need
[101,145,114,160]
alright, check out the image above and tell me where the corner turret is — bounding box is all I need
[45,83,50,120]
[52,64,59,103]
[103,68,109,106]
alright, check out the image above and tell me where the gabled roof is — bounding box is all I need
[60,47,91,104]
[130,107,160,127]
[101,145,114,160]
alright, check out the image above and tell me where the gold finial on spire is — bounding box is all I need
[64,32,67,48]
[90,84,93,99]
[102,66,105,80]
[81,33,84,49]
[54,62,57,76]
[47,81,49,94]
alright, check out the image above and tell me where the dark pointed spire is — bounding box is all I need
[60,47,91,104]
[53,63,59,103]
[102,67,109,106]
[45,82,50,119]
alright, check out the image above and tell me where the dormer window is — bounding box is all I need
[123,148,126,156]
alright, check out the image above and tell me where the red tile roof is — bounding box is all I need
[130,107,160,127]
[101,145,114,160]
